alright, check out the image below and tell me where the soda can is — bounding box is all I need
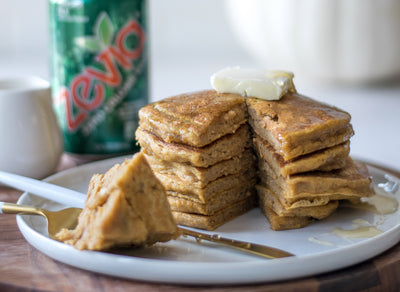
[49,0,148,158]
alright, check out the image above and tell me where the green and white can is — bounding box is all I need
[49,0,148,157]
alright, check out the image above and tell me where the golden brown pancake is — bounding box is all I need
[253,134,350,176]
[261,207,314,231]
[256,184,339,218]
[246,94,354,161]
[258,157,374,204]
[172,196,256,230]
[138,90,247,147]
[168,184,256,215]
[136,124,252,167]
[144,149,256,186]
[157,169,257,203]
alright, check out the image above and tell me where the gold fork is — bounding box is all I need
[0,202,81,239]
[179,227,294,259]
[1,201,294,259]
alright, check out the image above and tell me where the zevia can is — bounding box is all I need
[49,0,148,157]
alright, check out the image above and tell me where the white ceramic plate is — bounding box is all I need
[16,157,400,285]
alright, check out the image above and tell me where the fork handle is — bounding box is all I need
[0,171,85,208]
[0,201,44,216]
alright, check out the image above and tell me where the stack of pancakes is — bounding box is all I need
[246,94,374,230]
[135,90,374,231]
[136,91,257,230]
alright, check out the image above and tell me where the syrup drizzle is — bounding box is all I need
[309,175,398,246]
[331,219,382,239]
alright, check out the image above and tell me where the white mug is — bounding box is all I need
[0,77,64,179]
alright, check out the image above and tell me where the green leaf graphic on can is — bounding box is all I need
[96,12,114,47]
[74,12,114,52]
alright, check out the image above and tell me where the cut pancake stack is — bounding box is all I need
[136,91,257,230]
[246,94,374,230]
[136,89,374,231]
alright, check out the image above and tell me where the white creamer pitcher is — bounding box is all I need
[0,77,63,179]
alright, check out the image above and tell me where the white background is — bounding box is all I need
[0,0,399,171]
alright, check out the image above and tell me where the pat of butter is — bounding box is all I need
[210,67,296,100]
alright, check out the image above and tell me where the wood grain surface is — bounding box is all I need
[0,156,399,292]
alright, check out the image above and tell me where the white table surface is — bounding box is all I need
[1,52,399,173]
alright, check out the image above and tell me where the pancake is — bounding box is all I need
[138,90,247,147]
[253,134,350,177]
[144,149,256,186]
[168,184,256,215]
[261,207,314,231]
[172,196,256,230]
[256,184,339,218]
[246,94,354,161]
[158,169,257,203]
[136,124,251,167]
[56,152,178,251]
[258,157,374,204]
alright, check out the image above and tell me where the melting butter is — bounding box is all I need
[210,67,296,101]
